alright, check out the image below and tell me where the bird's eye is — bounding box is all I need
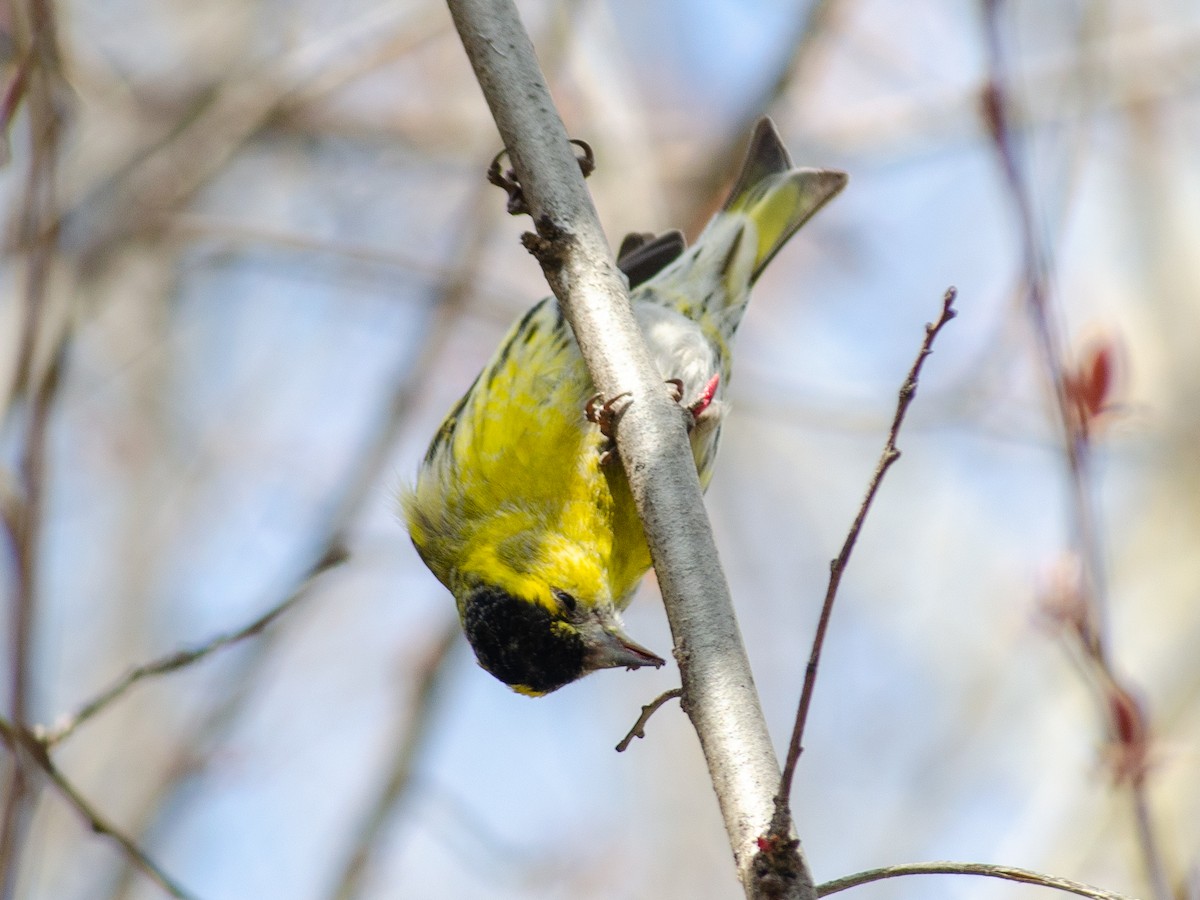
[551,588,577,613]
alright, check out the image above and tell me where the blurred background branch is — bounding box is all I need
[1,0,68,894]
[0,716,197,900]
[0,0,1196,898]
[983,2,1175,897]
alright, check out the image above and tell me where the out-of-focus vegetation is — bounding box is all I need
[1,1,1198,898]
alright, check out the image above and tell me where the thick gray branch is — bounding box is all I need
[445,1,809,896]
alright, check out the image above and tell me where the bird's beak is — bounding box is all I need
[585,623,666,672]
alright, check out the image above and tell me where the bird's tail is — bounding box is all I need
[721,117,847,286]
[640,119,845,336]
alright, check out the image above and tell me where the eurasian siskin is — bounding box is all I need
[402,118,846,695]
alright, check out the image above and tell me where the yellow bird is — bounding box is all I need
[402,119,845,694]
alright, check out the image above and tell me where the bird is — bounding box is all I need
[401,118,846,695]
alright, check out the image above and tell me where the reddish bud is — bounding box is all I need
[1104,682,1150,786]
[1064,332,1124,439]
[1080,342,1115,419]
[980,82,1006,143]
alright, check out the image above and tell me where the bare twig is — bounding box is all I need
[0,53,33,166]
[39,546,348,748]
[103,635,277,900]
[615,688,683,753]
[0,1,67,893]
[982,6,1171,898]
[774,287,957,813]
[1129,763,1171,900]
[980,9,1104,636]
[0,717,198,900]
[816,861,1138,900]
[71,7,447,272]
[328,620,461,900]
[445,1,812,895]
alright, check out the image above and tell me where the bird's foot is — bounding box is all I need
[666,374,721,430]
[489,140,595,216]
[586,391,633,465]
[587,375,720,463]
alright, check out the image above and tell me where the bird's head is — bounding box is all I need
[459,581,664,695]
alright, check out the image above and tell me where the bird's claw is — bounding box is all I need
[586,391,633,464]
[587,375,720,462]
[664,374,721,431]
[586,391,633,439]
[489,140,595,216]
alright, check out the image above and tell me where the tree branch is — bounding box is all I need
[816,861,1137,900]
[39,546,347,748]
[0,0,67,891]
[0,717,198,900]
[982,6,1171,898]
[615,689,683,753]
[776,288,957,809]
[444,0,808,895]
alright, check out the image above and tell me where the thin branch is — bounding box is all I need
[615,688,683,753]
[0,717,199,900]
[444,1,809,896]
[0,0,66,893]
[1130,773,1172,900]
[101,584,324,900]
[328,620,461,900]
[982,6,1171,898]
[39,546,347,749]
[102,639,275,900]
[71,7,447,273]
[980,6,1105,643]
[0,53,33,165]
[775,287,957,810]
[816,861,1138,900]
